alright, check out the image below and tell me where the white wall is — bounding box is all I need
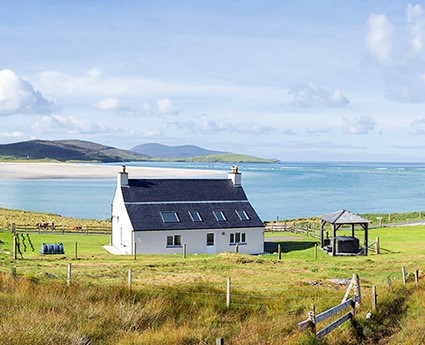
[133,227,264,255]
[111,187,134,254]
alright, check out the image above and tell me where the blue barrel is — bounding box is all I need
[40,243,65,254]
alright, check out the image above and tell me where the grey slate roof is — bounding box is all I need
[122,178,264,231]
[122,179,248,202]
[320,210,370,224]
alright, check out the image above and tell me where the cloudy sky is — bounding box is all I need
[1,1,425,161]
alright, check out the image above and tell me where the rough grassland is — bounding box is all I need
[0,207,110,228]
[0,225,425,344]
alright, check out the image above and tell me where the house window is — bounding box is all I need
[236,210,250,221]
[189,211,203,222]
[161,212,180,223]
[207,233,214,246]
[230,232,246,245]
[166,235,182,247]
[213,211,226,221]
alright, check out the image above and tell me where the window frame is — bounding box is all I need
[206,233,214,246]
[213,211,227,221]
[235,210,250,221]
[229,232,247,245]
[160,211,180,223]
[166,234,182,248]
[188,211,203,222]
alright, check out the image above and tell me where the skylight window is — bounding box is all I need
[213,211,226,221]
[236,210,250,221]
[160,212,180,223]
[189,211,203,222]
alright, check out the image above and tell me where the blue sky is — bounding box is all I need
[1,1,425,161]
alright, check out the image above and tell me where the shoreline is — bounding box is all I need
[0,162,223,180]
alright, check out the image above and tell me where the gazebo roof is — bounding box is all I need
[320,210,370,225]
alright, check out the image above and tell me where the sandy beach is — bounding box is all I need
[0,162,223,180]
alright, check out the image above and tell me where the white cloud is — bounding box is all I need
[308,128,331,136]
[0,131,24,138]
[287,83,349,108]
[341,115,376,134]
[32,114,105,134]
[93,97,122,111]
[184,115,231,133]
[172,114,274,135]
[365,14,393,61]
[0,69,54,116]
[156,97,177,114]
[364,5,425,103]
[138,129,161,137]
[407,4,425,53]
[409,118,425,134]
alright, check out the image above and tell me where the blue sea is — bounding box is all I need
[1,161,425,221]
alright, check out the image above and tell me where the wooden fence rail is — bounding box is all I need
[265,222,320,239]
[0,223,111,234]
[299,273,361,339]
[298,295,360,338]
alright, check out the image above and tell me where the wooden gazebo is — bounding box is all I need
[320,210,370,256]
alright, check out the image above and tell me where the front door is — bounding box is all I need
[206,233,215,254]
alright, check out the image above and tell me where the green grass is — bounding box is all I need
[0,207,111,229]
[1,225,425,344]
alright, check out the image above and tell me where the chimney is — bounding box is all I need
[228,165,241,187]
[118,165,129,187]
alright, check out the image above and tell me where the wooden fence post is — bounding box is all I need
[67,263,72,287]
[183,243,187,258]
[415,270,419,287]
[13,234,17,260]
[278,244,282,261]
[74,241,78,260]
[216,338,224,345]
[372,286,377,311]
[128,268,132,290]
[226,277,231,308]
[387,276,393,291]
[133,242,137,261]
[375,237,380,255]
[314,243,318,259]
[308,304,316,334]
[12,223,17,260]
[402,266,406,286]
[235,243,239,254]
[353,273,361,306]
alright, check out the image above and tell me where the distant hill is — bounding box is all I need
[131,143,278,163]
[131,143,226,159]
[0,139,278,163]
[0,139,150,162]
[185,153,278,163]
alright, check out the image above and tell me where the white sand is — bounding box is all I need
[0,162,223,180]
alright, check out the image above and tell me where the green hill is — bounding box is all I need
[0,139,278,163]
[131,143,226,158]
[0,139,149,162]
[182,153,278,163]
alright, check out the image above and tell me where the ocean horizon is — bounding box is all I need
[1,161,425,221]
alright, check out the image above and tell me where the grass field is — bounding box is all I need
[1,224,425,344]
[0,207,111,229]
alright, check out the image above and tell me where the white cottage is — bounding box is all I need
[110,166,264,255]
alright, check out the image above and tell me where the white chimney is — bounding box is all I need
[118,165,129,187]
[228,165,241,187]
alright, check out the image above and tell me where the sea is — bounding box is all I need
[1,161,425,221]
